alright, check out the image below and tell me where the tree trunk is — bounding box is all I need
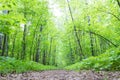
[22,24,27,59]
[42,50,46,65]
[48,37,52,65]
[52,46,56,65]
[1,34,6,56]
[0,34,3,55]
[66,0,84,60]
[29,17,42,60]
[11,33,17,57]
[35,26,43,62]
[90,32,95,56]
[5,35,9,56]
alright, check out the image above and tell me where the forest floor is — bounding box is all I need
[0,70,120,80]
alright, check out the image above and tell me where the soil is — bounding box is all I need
[0,70,120,80]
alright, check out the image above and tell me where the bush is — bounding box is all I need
[0,57,57,74]
[65,47,120,71]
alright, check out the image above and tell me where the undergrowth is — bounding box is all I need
[0,47,119,74]
[0,57,57,74]
[65,47,120,71]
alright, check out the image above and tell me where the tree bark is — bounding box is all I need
[1,34,6,56]
[5,35,9,56]
[35,26,43,62]
[11,32,17,57]
[48,37,53,65]
[42,50,46,65]
[89,32,95,56]
[22,24,27,59]
[0,34,3,55]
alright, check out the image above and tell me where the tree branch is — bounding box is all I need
[116,0,120,8]
[90,31,118,47]
[66,0,84,58]
[107,12,120,21]
[78,30,118,47]
[97,9,120,21]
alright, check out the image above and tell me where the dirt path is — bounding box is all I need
[0,70,120,80]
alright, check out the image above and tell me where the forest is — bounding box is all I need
[0,0,120,80]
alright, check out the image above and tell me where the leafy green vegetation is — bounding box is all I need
[0,56,57,74]
[0,0,120,74]
[65,46,120,71]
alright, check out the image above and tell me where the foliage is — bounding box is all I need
[0,0,120,74]
[56,0,120,66]
[0,56,57,74]
[65,46,120,71]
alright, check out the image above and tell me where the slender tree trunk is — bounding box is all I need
[5,35,9,56]
[42,49,46,65]
[29,17,42,60]
[35,26,42,62]
[11,32,17,57]
[52,46,56,65]
[17,45,20,59]
[0,34,3,55]
[94,36,98,55]
[35,40,40,62]
[99,38,103,53]
[48,37,53,65]
[33,46,36,61]
[22,24,27,59]
[21,5,27,60]
[1,34,6,56]
[66,0,84,60]
[89,32,95,56]
[87,15,95,56]
[29,29,36,60]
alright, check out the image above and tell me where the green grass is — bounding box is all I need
[0,57,57,74]
[65,47,120,71]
